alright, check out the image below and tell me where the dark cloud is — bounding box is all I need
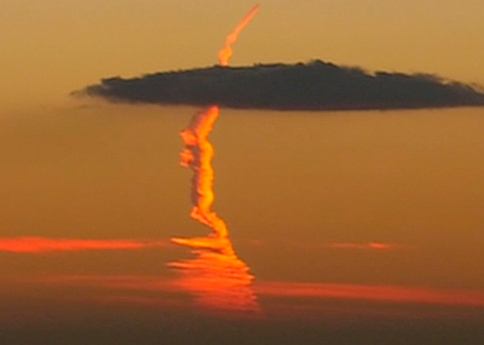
[80,60,484,111]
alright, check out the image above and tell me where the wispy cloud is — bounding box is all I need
[236,238,409,252]
[326,242,404,251]
[34,274,484,308]
[0,237,171,253]
[255,281,484,307]
[80,60,484,111]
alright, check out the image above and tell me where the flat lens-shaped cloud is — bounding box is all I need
[81,62,484,111]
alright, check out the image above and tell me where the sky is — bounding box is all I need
[1,0,484,111]
[1,1,484,344]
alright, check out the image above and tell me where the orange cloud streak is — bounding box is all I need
[33,275,484,309]
[254,282,484,308]
[218,5,260,66]
[0,237,170,253]
[237,239,408,252]
[326,242,402,251]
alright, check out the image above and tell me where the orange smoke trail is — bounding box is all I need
[170,6,261,313]
[174,5,261,252]
[173,108,261,309]
[218,5,260,66]
[176,105,235,255]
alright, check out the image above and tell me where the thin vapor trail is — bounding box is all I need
[219,5,260,66]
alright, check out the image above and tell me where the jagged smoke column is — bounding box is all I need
[169,6,261,313]
[179,106,228,236]
[173,105,235,255]
[172,5,260,253]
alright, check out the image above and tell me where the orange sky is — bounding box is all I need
[1,107,483,288]
[1,2,484,336]
[1,0,483,111]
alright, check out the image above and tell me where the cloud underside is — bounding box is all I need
[82,60,484,111]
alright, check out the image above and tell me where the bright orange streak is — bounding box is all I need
[0,237,169,253]
[218,5,260,66]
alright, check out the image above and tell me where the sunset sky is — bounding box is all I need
[2,0,484,111]
[1,1,484,344]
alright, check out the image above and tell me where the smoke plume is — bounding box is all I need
[168,5,261,314]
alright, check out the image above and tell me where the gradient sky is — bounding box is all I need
[1,1,484,344]
[1,0,484,111]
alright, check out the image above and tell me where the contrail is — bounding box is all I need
[170,6,261,313]
[173,5,260,249]
[178,106,229,238]
[219,5,260,66]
